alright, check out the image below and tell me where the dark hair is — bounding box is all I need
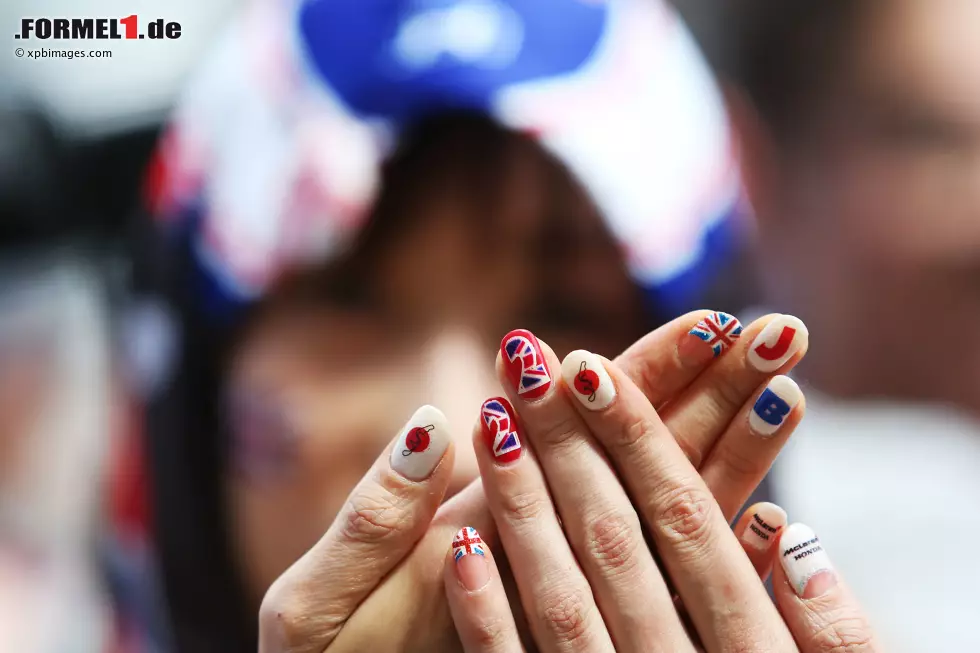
[140,111,657,652]
[686,0,866,135]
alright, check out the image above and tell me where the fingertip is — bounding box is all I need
[390,404,454,482]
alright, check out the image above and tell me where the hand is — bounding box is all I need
[443,325,878,652]
[259,311,810,652]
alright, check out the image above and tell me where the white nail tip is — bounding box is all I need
[390,405,451,481]
[741,503,788,551]
[779,523,834,597]
[749,376,803,436]
[747,315,809,373]
[561,350,616,411]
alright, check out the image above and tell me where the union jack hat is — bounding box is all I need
[144,0,741,320]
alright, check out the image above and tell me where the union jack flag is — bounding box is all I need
[453,527,486,561]
[503,332,551,395]
[690,312,743,356]
[482,399,521,459]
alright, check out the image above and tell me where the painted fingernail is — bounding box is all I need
[780,523,837,599]
[480,397,522,464]
[687,312,743,358]
[749,376,803,437]
[561,350,616,410]
[453,527,490,591]
[389,405,451,481]
[741,502,787,551]
[747,315,808,373]
[500,329,552,399]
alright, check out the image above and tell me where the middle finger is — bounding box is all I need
[494,329,692,653]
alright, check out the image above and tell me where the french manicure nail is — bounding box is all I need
[561,350,616,410]
[453,527,490,591]
[500,329,552,399]
[688,312,743,358]
[741,502,787,551]
[389,405,451,481]
[749,376,803,437]
[780,523,837,598]
[747,315,809,373]
[480,397,523,464]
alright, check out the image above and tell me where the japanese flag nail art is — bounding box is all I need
[390,405,451,481]
[561,350,616,411]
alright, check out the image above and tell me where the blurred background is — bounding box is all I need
[1,0,977,651]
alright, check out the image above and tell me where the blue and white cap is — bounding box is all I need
[146,0,741,320]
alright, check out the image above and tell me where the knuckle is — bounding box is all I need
[649,484,716,555]
[803,613,877,653]
[258,578,338,653]
[587,510,641,577]
[710,380,749,418]
[536,586,594,645]
[614,414,659,450]
[673,436,704,468]
[535,413,584,449]
[472,615,512,651]
[718,441,770,481]
[340,484,408,546]
[498,488,552,525]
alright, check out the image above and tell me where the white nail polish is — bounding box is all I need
[390,405,451,481]
[749,376,803,437]
[741,503,787,551]
[561,350,616,410]
[779,523,835,597]
[747,315,809,373]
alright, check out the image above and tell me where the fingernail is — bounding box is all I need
[480,397,523,464]
[749,376,803,437]
[500,329,552,399]
[740,502,787,551]
[453,527,490,591]
[780,523,837,599]
[389,405,451,481]
[747,315,808,373]
[687,312,744,358]
[561,350,616,410]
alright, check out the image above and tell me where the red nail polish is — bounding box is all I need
[500,329,552,399]
[480,397,522,464]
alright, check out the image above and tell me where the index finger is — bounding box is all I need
[614,310,743,409]
[259,405,454,652]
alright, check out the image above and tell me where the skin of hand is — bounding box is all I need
[259,311,811,653]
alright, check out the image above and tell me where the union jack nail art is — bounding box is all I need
[747,315,808,373]
[500,329,552,399]
[689,312,743,357]
[480,397,522,464]
[749,376,802,437]
[452,526,486,561]
[561,350,616,410]
[389,405,451,481]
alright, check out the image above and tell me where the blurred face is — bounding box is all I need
[756,0,980,398]
[223,142,648,603]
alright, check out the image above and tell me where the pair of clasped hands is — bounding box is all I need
[259,311,880,653]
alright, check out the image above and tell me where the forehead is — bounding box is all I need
[852,0,980,111]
